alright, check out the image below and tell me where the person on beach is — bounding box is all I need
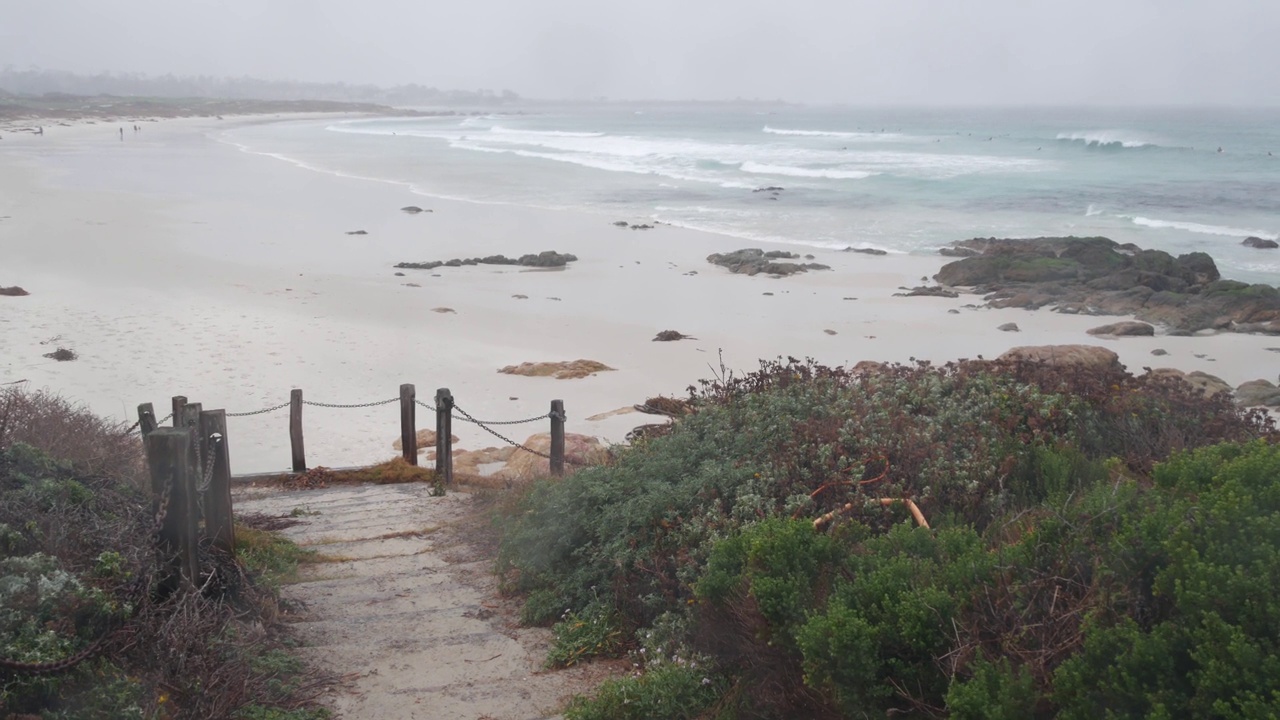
[119,127,124,141]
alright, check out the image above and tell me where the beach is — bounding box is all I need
[1,115,1276,473]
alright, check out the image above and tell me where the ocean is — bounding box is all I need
[220,105,1280,284]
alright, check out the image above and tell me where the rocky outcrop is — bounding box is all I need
[392,429,459,452]
[753,186,785,193]
[1086,321,1156,337]
[998,323,1020,332]
[998,345,1122,372]
[1235,379,1280,407]
[894,286,960,298]
[495,433,608,482]
[933,237,1280,335]
[498,360,614,379]
[396,250,578,271]
[652,330,693,341]
[0,286,29,296]
[845,247,887,256]
[1147,368,1232,397]
[1243,236,1278,249]
[707,248,830,277]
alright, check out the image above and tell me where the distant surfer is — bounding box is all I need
[1217,146,1224,154]
[119,127,124,141]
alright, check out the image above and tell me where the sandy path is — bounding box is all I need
[233,483,608,719]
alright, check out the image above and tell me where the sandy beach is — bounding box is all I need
[2,115,1276,473]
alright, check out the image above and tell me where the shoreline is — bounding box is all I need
[1,115,1276,472]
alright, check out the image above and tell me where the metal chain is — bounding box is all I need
[125,411,173,435]
[453,410,551,426]
[303,397,398,409]
[452,402,582,465]
[226,401,290,418]
[413,399,437,412]
[197,435,220,494]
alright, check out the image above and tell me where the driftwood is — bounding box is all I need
[813,498,929,531]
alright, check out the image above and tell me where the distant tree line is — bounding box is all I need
[0,67,520,105]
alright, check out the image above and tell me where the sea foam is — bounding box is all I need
[1056,131,1156,149]
[1128,216,1277,240]
[740,161,876,180]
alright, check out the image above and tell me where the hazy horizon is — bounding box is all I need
[3,0,1278,106]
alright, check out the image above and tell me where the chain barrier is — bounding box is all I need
[413,399,437,413]
[197,435,220,494]
[453,410,550,426]
[302,397,399,409]
[225,401,290,418]
[452,402,582,465]
[125,412,173,436]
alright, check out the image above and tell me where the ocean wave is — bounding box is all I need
[764,126,915,141]
[1085,204,1104,217]
[1056,131,1157,149]
[740,161,876,180]
[489,125,606,138]
[1127,216,1277,240]
[450,141,758,189]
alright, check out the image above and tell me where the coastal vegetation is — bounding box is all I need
[0,386,326,719]
[497,356,1279,718]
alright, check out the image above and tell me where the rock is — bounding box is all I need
[1236,379,1280,407]
[392,429,459,452]
[1151,348,1169,356]
[630,224,654,230]
[1086,321,1156,337]
[804,254,815,260]
[346,230,368,235]
[396,250,578,271]
[498,360,615,380]
[0,286,29,296]
[998,344,1122,372]
[824,329,837,335]
[948,309,960,314]
[431,307,455,314]
[404,283,421,288]
[844,247,888,256]
[930,236,1276,335]
[753,186,785,193]
[939,247,979,257]
[998,323,1020,332]
[613,220,630,227]
[895,286,960,299]
[495,433,608,482]
[1243,236,1278,249]
[401,206,429,214]
[512,294,528,299]
[394,272,405,277]
[1155,369,1233,397]
[762,292,774,296]
[652,330,693,341]
[706,248,829,277]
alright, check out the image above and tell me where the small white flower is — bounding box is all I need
[701,677,711,686]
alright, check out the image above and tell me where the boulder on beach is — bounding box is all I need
[1147,368,1233,397]
[1086,321,1156,337]
[753,186,785,193]
[392,429,459,452]
[495,433,609,482]
[613,220,630,227]
[998,323,1020,332]
[401,206,430,214]
[431,307,456,314]
[499,360,615,380]
[652,330,693,341]
[844,247,888,256]
[998,344,1122,372]
[0,286,29,297]
[346,230,368,235]
[1235,379,1280,407]
[932,236,1280,335]
[895,286,960,298]
[707,248,830,277]
[396,250,578,271]
[1243,236,1278,249]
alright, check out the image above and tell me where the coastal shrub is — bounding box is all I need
[564,662,725,720]
[0,385,143,482]
[547,603,623,668]
[498,358,1276,717]
[0,412,326,719]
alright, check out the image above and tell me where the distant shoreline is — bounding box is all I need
[0,94,484,124]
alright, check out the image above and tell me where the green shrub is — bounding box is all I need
[547,603,623,668]
[564,662,724,720]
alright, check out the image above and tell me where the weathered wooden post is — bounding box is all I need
[137,403,158,438]
[181,403,204,525]
[550,399,566,477]
[144,428,200,591]
[200,409,235,554]
[400,383,417,465]
[171,396,187,427]
[435,388,453,484]
[289,389,306,472]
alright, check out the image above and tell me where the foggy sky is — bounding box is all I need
[1,0,1276,105]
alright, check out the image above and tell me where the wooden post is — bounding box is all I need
[435,388,453,485]
[145,428,200,591]
[171,396,187,427]
[181,403,204,525]
[137,402,158,438]
[550,399,566,477]
[200,409,235,554]
[289,389,305,472]
[400,384,417,465]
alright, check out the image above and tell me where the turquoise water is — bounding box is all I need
[222,105,1280,283]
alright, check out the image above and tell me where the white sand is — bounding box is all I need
[2,116,1276,473]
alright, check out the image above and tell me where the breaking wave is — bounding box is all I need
[740,161,876,180]
[1128,216,1277,240]
[1056,131,1157,149]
